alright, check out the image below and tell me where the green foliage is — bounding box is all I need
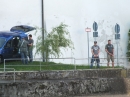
[126,29,130,61]
[35,22,74,61]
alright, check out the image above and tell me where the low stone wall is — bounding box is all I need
[0,69,122,80]
[0,69,129,97]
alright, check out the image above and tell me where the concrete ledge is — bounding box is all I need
[0,69,129,97]
[0,69,123,80]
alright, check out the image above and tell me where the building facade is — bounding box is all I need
[0,0,130,66]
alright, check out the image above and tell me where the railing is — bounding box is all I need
[0,68,15,82]
[2,57,129,71]
[0,57,129,82]
[74,57,127,69]
[4,57,75,71]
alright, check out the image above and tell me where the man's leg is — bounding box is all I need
[107,54,110,67]
[25,52,28,64]
[20,52,25,64]
[107,63,110,67]
[111,56,114,68]
[90,56,94,68]
[112,62,114,68]
[96,57,100,68]
[28,50,31,62]
[28,50,33,62]
[30,50,33,62]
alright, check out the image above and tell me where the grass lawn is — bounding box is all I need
[0,61,122,71]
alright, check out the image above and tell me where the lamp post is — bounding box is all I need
[41,0,45,62]
[85,27,91,65]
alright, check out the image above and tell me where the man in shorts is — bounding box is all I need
[90,41,100,68]
[105,40,114,68]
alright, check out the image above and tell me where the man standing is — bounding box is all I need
[18,37,28,64]
[90,41,100,68]
[28,34,34,62]
[105,40,114,68]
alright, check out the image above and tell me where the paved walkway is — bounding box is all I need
[75,94,130,97]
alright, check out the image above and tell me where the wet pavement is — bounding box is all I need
[74,94,130,97]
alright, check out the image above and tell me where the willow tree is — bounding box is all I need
[35,22,74,62]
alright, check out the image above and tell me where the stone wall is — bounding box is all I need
[0,69,122,80]
[0,69,129,97]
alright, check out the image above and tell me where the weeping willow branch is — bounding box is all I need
[35,22,74,62]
